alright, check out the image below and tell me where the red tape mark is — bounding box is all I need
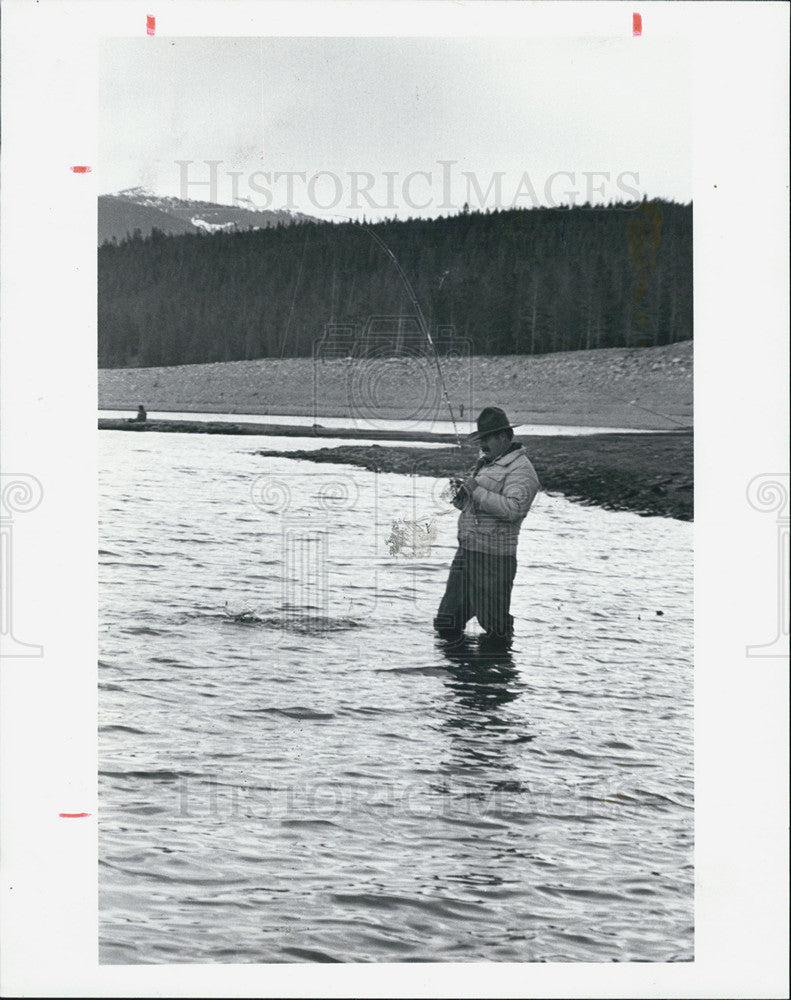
[147,14,155,36]
[70,166,91,174]
[59,812,91,818]
[633,12,642,36]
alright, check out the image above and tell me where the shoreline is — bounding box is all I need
[99,417,693,520]
[99,345,693,520]
[257,433,693,522]
[98,342,693,432]
[98,417,460,443]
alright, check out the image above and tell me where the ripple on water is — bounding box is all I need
[99,432,693,964]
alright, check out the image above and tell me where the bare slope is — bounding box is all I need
[99,341,692,430]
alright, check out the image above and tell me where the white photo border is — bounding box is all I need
[1,2,788,997]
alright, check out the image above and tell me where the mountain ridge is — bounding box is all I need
[98,188,314,245]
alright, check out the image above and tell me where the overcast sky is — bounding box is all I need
[99,35,691,220]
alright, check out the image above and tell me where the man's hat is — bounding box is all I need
[469,406,518,441]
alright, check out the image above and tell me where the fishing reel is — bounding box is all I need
[444,476,470,510]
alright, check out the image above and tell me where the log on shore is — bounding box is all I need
[98,418,459,443]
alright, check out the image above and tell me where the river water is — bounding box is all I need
[99,429,693,964]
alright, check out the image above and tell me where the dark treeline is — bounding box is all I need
[98,200,692,367]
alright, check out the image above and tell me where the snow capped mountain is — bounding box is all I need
[190,216,238,233]
[114,185,158,203]
[99,189,314,245]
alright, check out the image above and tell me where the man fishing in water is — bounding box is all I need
[434,407,540,648]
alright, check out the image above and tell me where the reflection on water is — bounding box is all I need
[440,638,519,713]
[99,430,693,964]
[439,640,524,788]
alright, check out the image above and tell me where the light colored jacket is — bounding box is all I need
[457,444,540,556]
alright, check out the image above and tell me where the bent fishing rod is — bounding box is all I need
[308,214,464,449]
[360,225,463,449]
[359,225,497,530]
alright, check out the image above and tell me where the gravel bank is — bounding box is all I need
[257,431,694,521]
[99,341,692,431]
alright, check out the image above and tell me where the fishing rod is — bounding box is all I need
[274,215,465,449]
[361,225,464,449]
[320,217,463,450]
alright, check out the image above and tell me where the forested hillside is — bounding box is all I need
[98,200,691,367]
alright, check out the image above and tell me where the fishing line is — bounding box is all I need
[611,395,690,429]
[278,224,311,358]
[275,214,467,556]
[361,225,463,450]
[316,212,464,449]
